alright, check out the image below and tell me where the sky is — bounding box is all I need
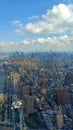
[0,0,73,52]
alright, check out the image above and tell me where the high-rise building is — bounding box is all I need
[56,109,64,129]
[10,72,20,94]
[11,100,24,130]
[56,88,70,105]
[19,84,29,99]
[24,95,34,114]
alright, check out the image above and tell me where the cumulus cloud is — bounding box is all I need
[12,20,23,27]
[14,28,25,35]
[12,20,24,35]
[0,33,73,52]
[12,3,73,35]
[35,35,73,45]
[21,39,30,45]
[25,4,73,34]
[28,15,40,20]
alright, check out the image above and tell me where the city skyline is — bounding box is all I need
[0,0,73,52]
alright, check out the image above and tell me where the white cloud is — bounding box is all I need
[22,40,30,45]
[14,28,25,35]
[25,4,73,34]
[28,15,40,20]
[0,33,73,52]
[12,4,73,35]
[12,20,23,27]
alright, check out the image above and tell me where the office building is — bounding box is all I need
[10,72,20,94]
[24,95,34,114]
[56,109,64,129]
[56,88,70,105]
[19,84,29,99]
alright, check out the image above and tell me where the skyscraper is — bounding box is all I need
[24,95,34,114]
[56,88,70,105]
[10,72,20,94]
[19,84,29,99]
[56,109,64,129]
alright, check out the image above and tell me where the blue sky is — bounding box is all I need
[0,0,73,52]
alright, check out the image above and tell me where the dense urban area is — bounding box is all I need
[0,52,73,130]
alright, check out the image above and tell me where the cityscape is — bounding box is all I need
[0,52,73,130]
[0,0,73,130]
